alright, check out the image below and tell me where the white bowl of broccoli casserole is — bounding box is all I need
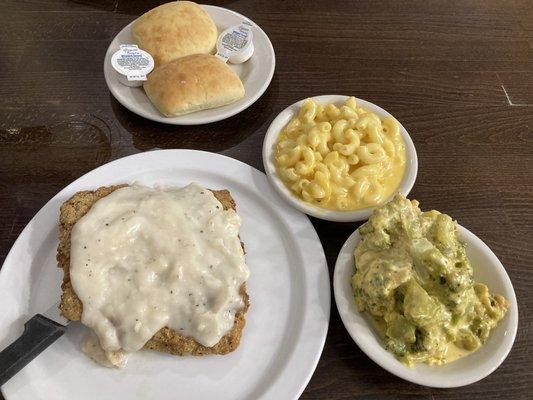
[333,195,518,387]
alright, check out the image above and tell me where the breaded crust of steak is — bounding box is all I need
[57,185,249,356]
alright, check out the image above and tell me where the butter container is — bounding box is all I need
[216,21,254,64]
[111,44,154,87]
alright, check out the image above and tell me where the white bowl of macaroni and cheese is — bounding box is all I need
[262,95,418,222]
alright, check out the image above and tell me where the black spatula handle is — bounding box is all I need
[0,314,66,387]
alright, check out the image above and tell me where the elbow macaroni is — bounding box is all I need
[274,97,406,211]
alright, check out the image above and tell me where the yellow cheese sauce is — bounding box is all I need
[70,183,250,367]
[443,343,473,364]
[352,195,508,366]
[368,315,473,364]
[274,97,406,211]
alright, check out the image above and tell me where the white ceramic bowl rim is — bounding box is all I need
[262,95,418,222]
[333,225,518,388]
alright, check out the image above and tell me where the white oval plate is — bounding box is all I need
[0,150,329,400]
[103,6,275,125]
[262,95,418,222]
[333,226,518,388]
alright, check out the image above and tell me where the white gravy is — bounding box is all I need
[81,330,128,368]
[70,183,249,366]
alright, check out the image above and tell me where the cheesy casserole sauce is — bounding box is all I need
[352,196,508,366]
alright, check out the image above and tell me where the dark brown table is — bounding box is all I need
[1,1,532,399]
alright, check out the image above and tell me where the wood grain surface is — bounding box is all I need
[1,0,532,399]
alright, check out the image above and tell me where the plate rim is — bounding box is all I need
[0,149,330,400]
[332,225,518,388]
[103,5,276,125]
[262,94,418,222]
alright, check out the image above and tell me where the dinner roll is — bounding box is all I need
[132,1,217,66]
[143,54,245,117]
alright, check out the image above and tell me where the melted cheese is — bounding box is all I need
[70,183,249,367]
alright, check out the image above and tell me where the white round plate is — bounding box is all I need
[333,227,518,388]
[0,150,329,400]
[262,95,418,222]
[103,6,275,125]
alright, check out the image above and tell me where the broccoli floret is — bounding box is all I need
[411,328,428,353]
[385,338,408,357]
[358,222,373,236]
